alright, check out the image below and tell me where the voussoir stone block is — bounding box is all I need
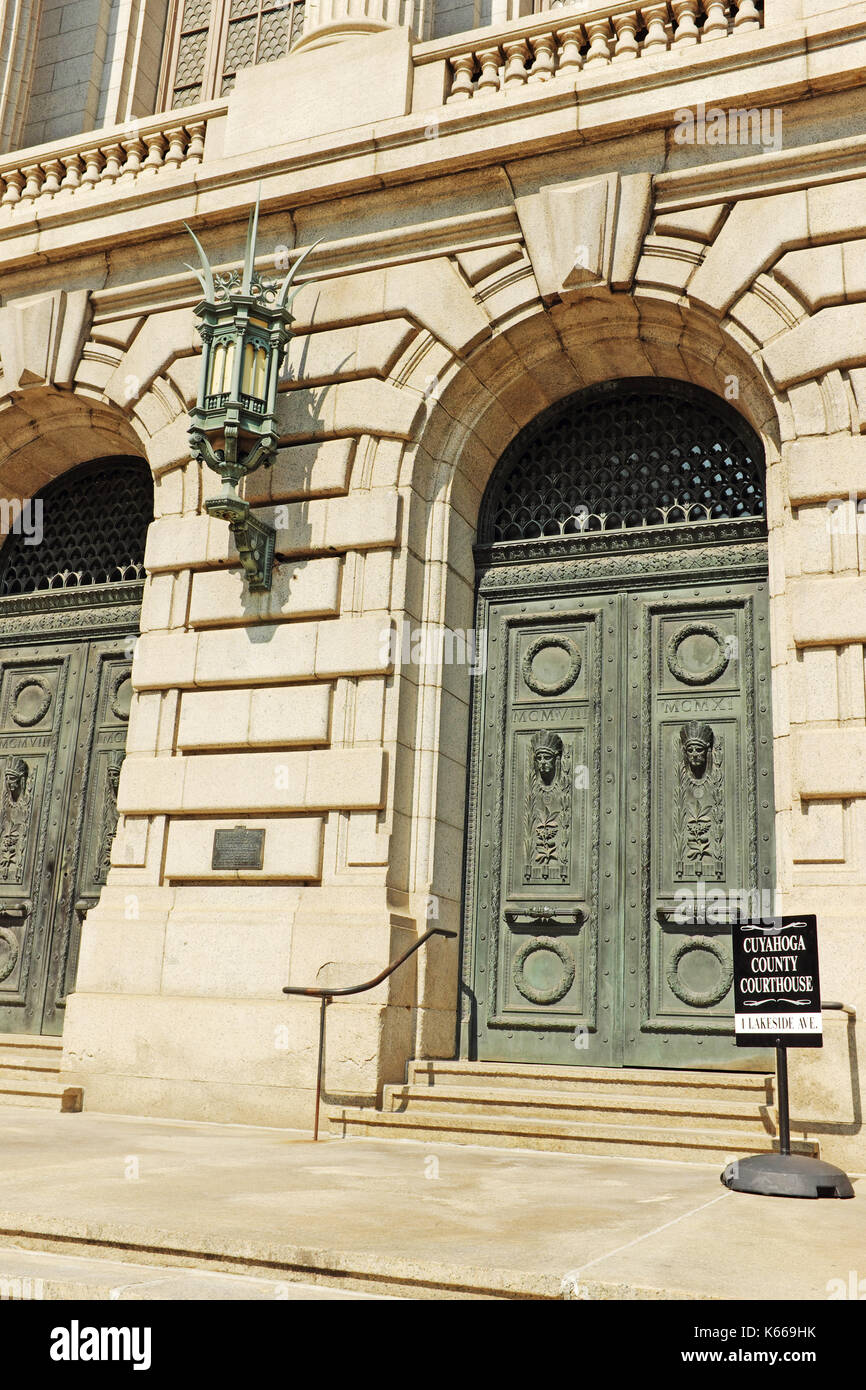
[689,190,808,315]
[763,304,866,388]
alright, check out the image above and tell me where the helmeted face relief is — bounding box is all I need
[534,749,556,782]
[4,760,26,800]
[684,739,710,776]
[529,732,564,787]
[680,722,714,779]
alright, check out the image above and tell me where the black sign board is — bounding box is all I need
[212,826,265,871]
[732,914,822,1047]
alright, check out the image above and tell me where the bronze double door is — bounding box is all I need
[0,600,137,1036]
[463,559,775,1069]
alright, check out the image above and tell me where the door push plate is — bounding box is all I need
[504,904,584,927]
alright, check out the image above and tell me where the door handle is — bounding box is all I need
[656,903,735,927]
[0,901,30,922]
[505,905,583,927]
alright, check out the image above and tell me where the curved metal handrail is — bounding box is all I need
[282,925,457,1139]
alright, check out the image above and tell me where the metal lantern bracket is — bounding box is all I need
[184,194,320,593]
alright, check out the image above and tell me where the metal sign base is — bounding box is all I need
[721,1152,854,1199]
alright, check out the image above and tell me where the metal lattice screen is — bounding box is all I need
[480,381,766,544]
[0,457,152,597]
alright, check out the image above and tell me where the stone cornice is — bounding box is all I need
[0,14,864,287]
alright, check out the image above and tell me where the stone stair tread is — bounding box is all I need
[0,1063,62,1080]
[0,1032,62,1049]
[0,1078,70,1097]
[409,1060,771,1090]
[332,1107,816,1155]
[386,1083,774,1121]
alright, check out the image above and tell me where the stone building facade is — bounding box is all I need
[1,0,865,1168]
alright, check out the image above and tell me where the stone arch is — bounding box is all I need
[393,292,788,1055]
[0,389,146,504]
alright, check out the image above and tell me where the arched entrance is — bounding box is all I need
[461,380,774,1070]
[0,456,152,1036]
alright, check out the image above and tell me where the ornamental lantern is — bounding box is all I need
[185,194,316,591]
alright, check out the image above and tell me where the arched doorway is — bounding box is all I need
[0,456,152,1036]
[461,380,774,1070]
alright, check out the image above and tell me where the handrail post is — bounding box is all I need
[283,926,457,1141]
[313,995,330,1142]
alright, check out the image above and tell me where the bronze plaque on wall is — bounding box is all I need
[212,827,265,870]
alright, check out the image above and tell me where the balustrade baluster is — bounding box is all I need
[448,52,476,102]
[475,46,502,96]
[59,153,84,190]
[1,170,24,204]
[671,0,700,45]
[185,121,207,163]
[641,2,671,51]
[503,39,530,87]
[528,33,556,82]
[164,125,188,169]
[584,18,612,64]
[81,148,105,187]
[142,132,167,172]
[556,25,584,75]
[41,158,64,195]
[702,0,729,39]
[101,142,124,182]
[733,0,760,30]
[121,137,146,177]
[21,163,45,199]
[612,11,640,59]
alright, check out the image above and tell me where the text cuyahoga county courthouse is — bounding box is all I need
[0,0,864,1171]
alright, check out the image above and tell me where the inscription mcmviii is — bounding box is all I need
[212,826,265,871]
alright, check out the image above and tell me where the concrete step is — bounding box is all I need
[384,1083,778,1134]
[407,1060,773,1104]
[330,1107,818,1163]
[0,1035,63,1069]
[0,1064,64,1082]
[0,1078,82,1111]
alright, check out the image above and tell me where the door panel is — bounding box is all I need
[623,581,774,1068]
[470,591,621,1066]
[466,565,774,1071]
[0,633,133,1036]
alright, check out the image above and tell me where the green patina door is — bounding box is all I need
[461,381,774,1070]
[0,458,151,1036]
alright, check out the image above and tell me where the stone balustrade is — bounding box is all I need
[431,0,762,103]
[0,103,226,210]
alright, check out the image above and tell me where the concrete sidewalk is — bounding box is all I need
[0,1106,861,1300]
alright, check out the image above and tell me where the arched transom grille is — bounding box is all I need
[0,457,153,597]
[480,381,765,545]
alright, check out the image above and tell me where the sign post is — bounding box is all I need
[721,915,854,1199]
